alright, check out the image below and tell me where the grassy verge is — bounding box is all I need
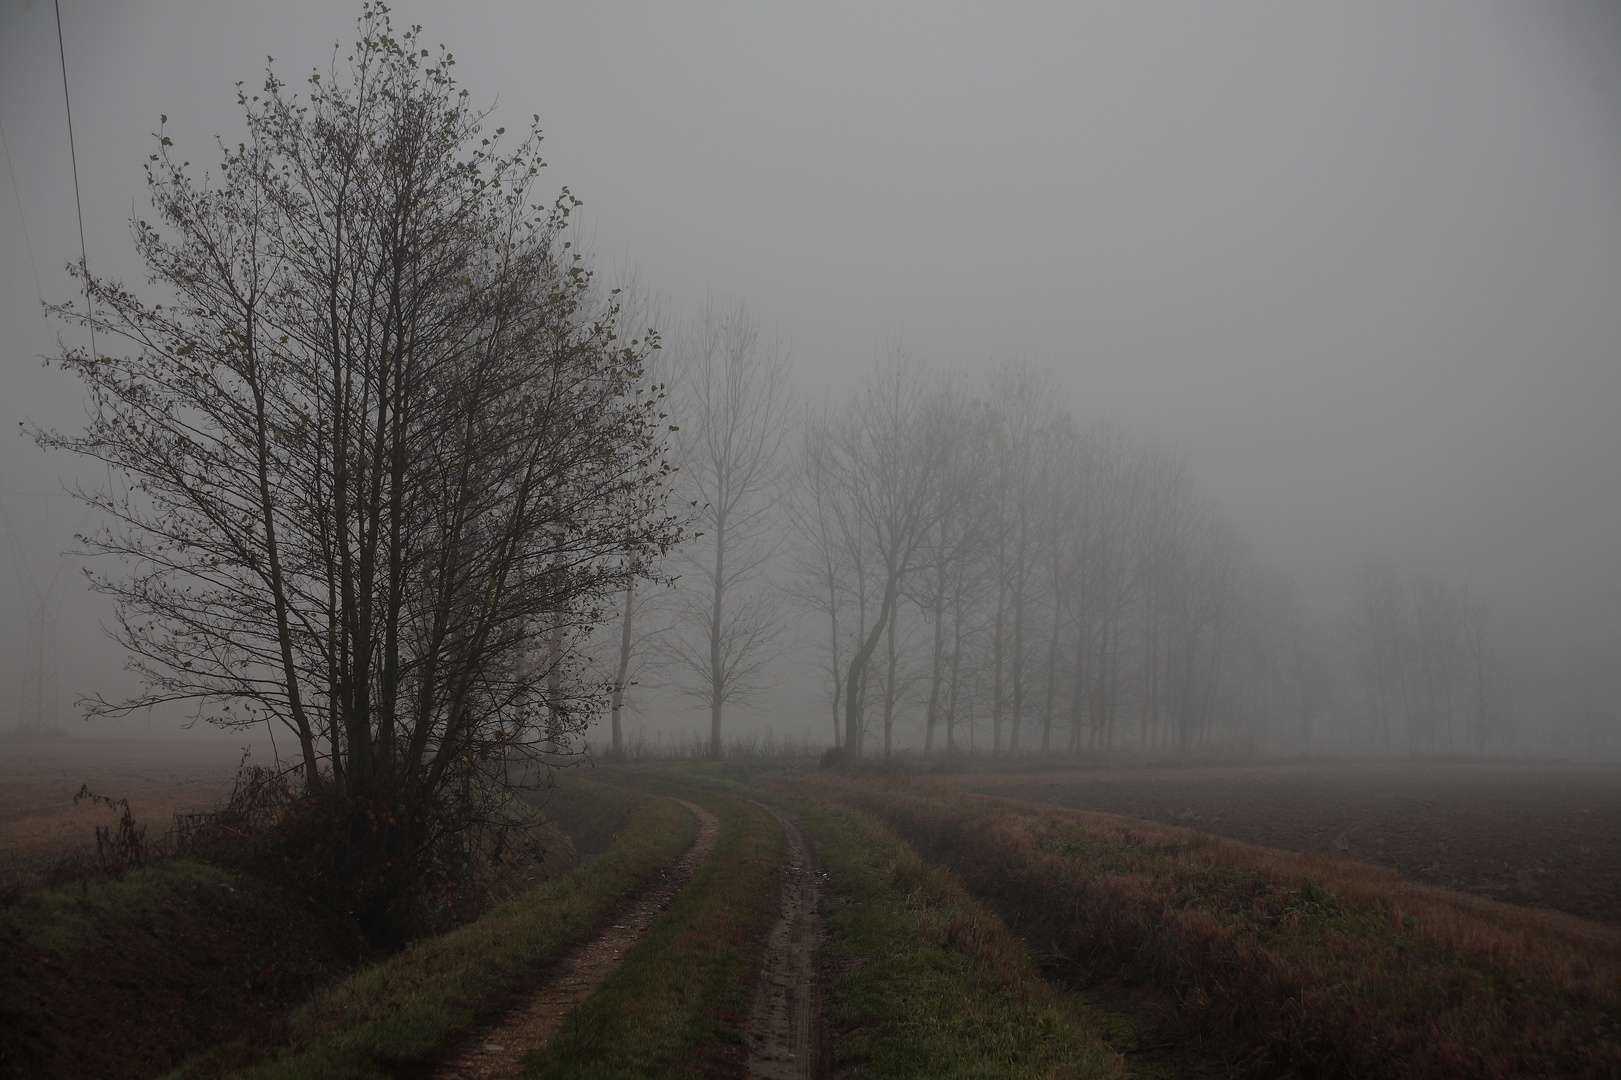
[798,775,1621,1078]
[525,771,656,865]
[520,782,785,1079]
[782,793,1126,1079]
[2,858,365,1080]
[170,779,695,1080]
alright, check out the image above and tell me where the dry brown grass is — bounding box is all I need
[0,738,252,894]
[792,774,1621,1079]
[886,825,1053,1006]
[950,761,1621,925]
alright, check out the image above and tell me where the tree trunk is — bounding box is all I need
[709,516,726,759]
[828,598,843,748]
[610,579,634,757]
[1042,589,1062,755]
[844,580,898,758]
[924,560,947,757]
[883,607,898,762]
[991,574,1007,755]
[946,577,965,755]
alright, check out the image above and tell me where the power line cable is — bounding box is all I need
[54,0,96,362]
[40,1,115,733]
[52,0,120,537]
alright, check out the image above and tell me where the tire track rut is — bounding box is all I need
[411,797,719,1080]
[745,804,829,1079]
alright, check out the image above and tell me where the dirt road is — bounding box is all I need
[420,798,721,1080]
[745,804,829,1079]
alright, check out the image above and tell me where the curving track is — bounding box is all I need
[423,798,721,1080]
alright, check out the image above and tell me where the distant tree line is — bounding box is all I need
[1344,562,1509,757]
[786,356,1311,760]
[622,332,1548,762]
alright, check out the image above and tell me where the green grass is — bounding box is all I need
[2,858,364,1080]
[525,770,651,864]
[784,796,1125,1080]
[168,778,696,1080]
[5,857,240,955]
[521,785,786,1079]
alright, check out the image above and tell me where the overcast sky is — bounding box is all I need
[1,1,1618,740]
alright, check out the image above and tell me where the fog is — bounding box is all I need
[1,1,1618,757]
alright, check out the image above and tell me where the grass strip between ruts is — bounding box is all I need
[169,780,696,1080]
[519,784,785,1079]
[780,793,1126,1080]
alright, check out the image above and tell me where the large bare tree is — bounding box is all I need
[984,364,1059,755]
[787,409,862,749]
[911,388,994,756]
[660,297,793,757]
[599,273,673,758]
[810,354,965,757]
[39,13,679,932]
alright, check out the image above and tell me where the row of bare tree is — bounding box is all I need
[789,357,1312,759]
[1344,562,1509,757]
[608,299,1526,761]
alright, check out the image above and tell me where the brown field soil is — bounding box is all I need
[0,737,258,892]
[947,760,1621,924]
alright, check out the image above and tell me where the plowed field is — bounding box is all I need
[951,761,1621,925]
